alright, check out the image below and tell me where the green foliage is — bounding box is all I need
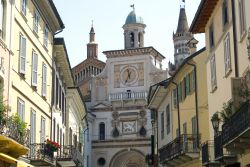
[11,113,27,137]
[220,101,233,122]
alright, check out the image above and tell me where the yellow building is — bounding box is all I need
[190,0,250,166]
[148,47,209,167]
[9,0,64,166]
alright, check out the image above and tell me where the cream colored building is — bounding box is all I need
[190,0,250,166]
[10,0,64,166]
[86,7,167,167]
[52,38,87,167]
[148,47,209,167]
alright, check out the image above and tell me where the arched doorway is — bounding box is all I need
[109,149,146,167]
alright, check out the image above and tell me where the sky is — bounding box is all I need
[53,0,205,69]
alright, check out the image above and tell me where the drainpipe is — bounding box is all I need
[187,62,199,148]
[171,81,181,138]
[231,0,239,77]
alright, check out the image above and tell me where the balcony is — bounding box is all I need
[159,134,200,166]
[0,115,29,158]
[222,102,250,151]
[109,91,147,101]
[27,143,55,166]
[27,144,84,167]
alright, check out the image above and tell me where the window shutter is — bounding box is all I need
[186,75,190,95]
[42,63,47,96]
[0,0,3,34]
[224,34,231,74]
[173,89,177,108]
[41,117,46,143]
[210,55,217,90]
[19,36,26,74]
[32,52,38,86]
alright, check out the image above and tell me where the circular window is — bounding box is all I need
[98,157,106,166]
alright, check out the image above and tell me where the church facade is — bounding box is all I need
[85,7,167,167]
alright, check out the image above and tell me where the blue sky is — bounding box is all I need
[53,0,204,69]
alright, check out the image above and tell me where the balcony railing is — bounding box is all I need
[201,141,221,166]
[222,102,250,146]
[0,117,30,147]
[159,134,199,164]
[109,91,147,101]
[27,144,84,166]
[214,133,223,159]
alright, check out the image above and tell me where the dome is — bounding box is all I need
[125,10,144,24]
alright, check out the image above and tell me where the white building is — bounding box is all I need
[85,7,167,167]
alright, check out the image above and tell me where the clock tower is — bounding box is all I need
[86,6,167,167]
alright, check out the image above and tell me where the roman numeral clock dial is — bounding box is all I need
[120,66,138,86]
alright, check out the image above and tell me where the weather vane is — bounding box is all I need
[130,4,135,10]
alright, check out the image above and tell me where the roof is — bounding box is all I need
[189,0,219,33]
[103,46,165,59]
[48,0,64,29]
[176,8,189,33]
[54,38,75,86]
[148,47,206,107]
[125,10,144,24]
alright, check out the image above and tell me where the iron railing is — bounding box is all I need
[222,102,250,145]
[201,141,215,165]
[109,91,147,101]
[0,116,30,147]
[159,134,199,163]
[214,132,223,159]
[27,144,84,166]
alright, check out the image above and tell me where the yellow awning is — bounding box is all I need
[0,153,17,164]
[17,160,34,167]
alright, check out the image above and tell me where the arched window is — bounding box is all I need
[129,32,134,47]
[0,0,4,38]
[99,122,105,140]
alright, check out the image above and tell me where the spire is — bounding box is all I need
[176,4,189,33]
[89,20,95,42]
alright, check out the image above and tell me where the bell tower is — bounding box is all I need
[173,1,193,67]
[123,5,146,49]
[87,21,98,59]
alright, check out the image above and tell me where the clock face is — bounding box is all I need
[121,66,138,86]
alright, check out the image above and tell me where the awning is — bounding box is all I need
[0,153,17,164]
[57,160,76,167]
[17,160,34,167]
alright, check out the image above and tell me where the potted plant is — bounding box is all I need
[45,139,60,158]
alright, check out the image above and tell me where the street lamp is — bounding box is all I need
[211,112,220,134]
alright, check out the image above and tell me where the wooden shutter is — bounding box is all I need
[31,52,38,86]
[42,63,47,96]
[30,110,36,143]
[19,35,26,74]
[41,117,46,143]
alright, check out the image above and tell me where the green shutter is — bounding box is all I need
[186,75,190,95]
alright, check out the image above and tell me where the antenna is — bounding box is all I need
[130,4,135,10]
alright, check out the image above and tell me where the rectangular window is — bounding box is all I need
[222,0,228,26]
[21,0,27,16]
[42,63,47,97]
[30,109,36,144]
[210,54,217,91]
[209,25,214,48]
[178,82,182,102]
[186,74,190,95]
[56,77,59,106]
[192,116,198,149]
[62,92,65,123]
[224,33,231,75]
[0,0,4,37]
[59,86,62,109]
[31,51,38,86]
[44,25,49,48]
[173,88,177,108]
[17,98,25,121]
[176,128,179,137]
[19,34,26,74]
[166,105,170,134]
[40,116,46,143]
[161,112,164,139]
[33,10,39,33]
[239,0,246,36]
[53,118,56,141]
